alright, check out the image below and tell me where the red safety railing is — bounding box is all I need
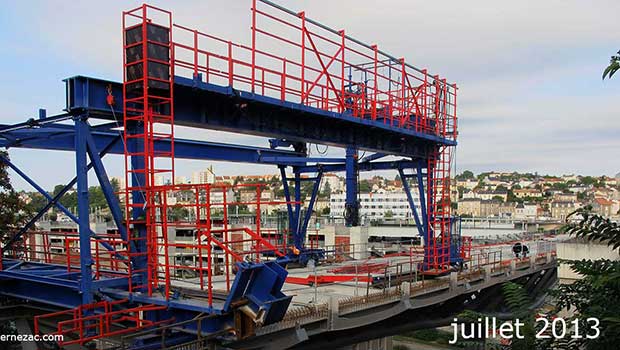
[144,183,297,307]
[4,230,128,279]
[424,145,454,273]
[123,4,176,295]
[168,0,456,140]
[34,299,170,347]
[461,236,472,260]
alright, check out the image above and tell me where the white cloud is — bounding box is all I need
[2,0,620,190]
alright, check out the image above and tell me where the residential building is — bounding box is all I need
[330,190,422,220]
[475,189,508,201]
[457,198,481,217]
[456,179,478,191]
[513,188,543,199]
[191,166,215,185]
[550,201,579,221]
[592,198,617,217]
[515,203,538,220]
[553,192,577,202]
[321,173,343,193]
[480,200,501,217]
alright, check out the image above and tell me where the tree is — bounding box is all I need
[320,181,332,199]
[492,195,505,202]
[603,50,620,80]
[456,170,475,181]
[457,282,537,350]
[496,184,509,192]
[358,179,372,193]
[552,207,620,349]
[0,150,31,241]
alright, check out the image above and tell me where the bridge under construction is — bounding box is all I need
[0,1,557,349]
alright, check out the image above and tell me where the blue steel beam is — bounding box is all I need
[296,159,423,173]
[416,162,429,235]
[0,123,304,163]
[398,167,424,237]
[279,166,294,236]
[84,126,127,241]
[64,76,454,157]
[260,156,343,164]
[360,152,387,163]
[298,171,323,249]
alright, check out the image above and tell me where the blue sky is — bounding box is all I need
[1,0,620,190]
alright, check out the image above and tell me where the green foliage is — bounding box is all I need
[168,206,190,221]
[551,207,620,349]
[358,179,372,193]
[492,195,505,202]
[320,181,332,199]
[564,206,620,249]
[602,51,620,80]
[502,282,530,317]
[0,151,32,241]
[456,170,475,180]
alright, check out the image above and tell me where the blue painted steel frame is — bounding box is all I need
[0,63,456,343]
[64,75,455,158]
[345,146,359,227]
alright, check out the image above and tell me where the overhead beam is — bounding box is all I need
[63,75,454,157]
[296,159,424,174]
[0,123,304,164]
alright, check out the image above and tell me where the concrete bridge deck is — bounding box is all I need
[229,254,557,350]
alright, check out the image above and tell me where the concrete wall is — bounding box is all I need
[556,241,619,280]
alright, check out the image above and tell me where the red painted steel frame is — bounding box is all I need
[147,183,297,308]
[34,299,170,347]
[123,4,175,295]
[169,1,457,140]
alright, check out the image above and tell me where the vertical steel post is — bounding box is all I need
[251,0,257,92]
[279,166,294,238]
[300,11,306,104]
[345,146,359,226]
[293,169,302,242]
[129,122,148,291]
[300,172,323,248]
[75,117,93,305]
[398,168,423,237]
[340,30,345,114]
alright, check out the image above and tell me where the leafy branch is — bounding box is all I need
[602,50,620,80]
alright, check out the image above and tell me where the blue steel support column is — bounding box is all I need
[84,128,128,241]
[398,167,424,237]
[128,122,148,289]
[299,171,323,249]
[293,168,302,242]
[416,162,429,236]
[1,137,120,251]
[75,117,93,305]
[279,166,294,238]
[421,159,433,269]
[344,146,359,226]
[0,155,119,255]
